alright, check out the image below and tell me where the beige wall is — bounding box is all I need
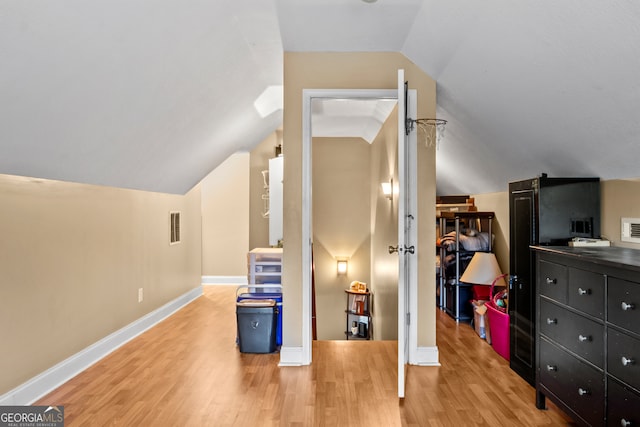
[601,178,640,248]
[201,152,250,276]
[473,192,510,273]
[249,131,282,250]
[312,111,401,341]
[283,52,437,348]
[0,174,202,395]
[313,137,372,340]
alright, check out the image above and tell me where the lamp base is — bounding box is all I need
[472,285,491,301]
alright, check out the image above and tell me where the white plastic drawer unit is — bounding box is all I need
[247,248,282,286]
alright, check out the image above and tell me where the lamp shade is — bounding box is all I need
[460,252,507,287]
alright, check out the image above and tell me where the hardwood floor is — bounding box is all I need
[36,286,575,426]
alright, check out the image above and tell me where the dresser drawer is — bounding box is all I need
[607,376,640,427]
[539,299,604,368]
[538,259,568,303]
[539,338,604,425]
[568,268,604,318]
[609,277,640,335]
[608,329,640,391]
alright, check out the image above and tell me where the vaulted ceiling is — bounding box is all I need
[2,1,639,195]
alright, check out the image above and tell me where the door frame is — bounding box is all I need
[299,88,418,367]
[397,72,419,397]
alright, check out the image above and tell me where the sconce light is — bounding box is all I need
[337,259,348,275]
[381,179,393,200]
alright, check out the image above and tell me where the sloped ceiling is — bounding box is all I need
[2,1,640,195]
[0,1,283,194]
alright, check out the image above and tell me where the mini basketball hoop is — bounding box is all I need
[406,118,447,149]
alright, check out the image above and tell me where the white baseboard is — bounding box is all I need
[0,286,203,406]
[278,346,305,366]
[201,275,248,285]
[413,346,440,366]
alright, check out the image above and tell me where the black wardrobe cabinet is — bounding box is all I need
[509,174,600,386]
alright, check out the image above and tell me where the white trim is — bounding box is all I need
[406,88,420,366]
[413,346,441,366]
[397,72,420,396]
[0,286,203,406]
[201,275,248,285]
[301,89,313,366]
[301,89,397,368]
[397,70,407,398]
[278,346,305,366]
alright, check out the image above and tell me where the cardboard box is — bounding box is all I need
[472,300,491,344]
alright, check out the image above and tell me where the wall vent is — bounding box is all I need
[621,217,640,243]
[170,211,181,245]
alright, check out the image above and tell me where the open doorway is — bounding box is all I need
[299,82,420,400]
[310,97,398,341]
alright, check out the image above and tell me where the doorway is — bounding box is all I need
[299,82,419,397]
[311,98,397,342]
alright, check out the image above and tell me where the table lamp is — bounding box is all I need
[460,252,507,300]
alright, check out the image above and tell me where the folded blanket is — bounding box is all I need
[439,230,490,252]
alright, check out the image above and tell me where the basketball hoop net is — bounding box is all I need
[406,118,447,149]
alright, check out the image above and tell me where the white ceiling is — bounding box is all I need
[312,99,397,143]
[2,1,640,195]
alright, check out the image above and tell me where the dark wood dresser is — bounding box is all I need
[533,245,640,426]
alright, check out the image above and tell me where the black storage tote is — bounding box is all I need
[236,299,278,353]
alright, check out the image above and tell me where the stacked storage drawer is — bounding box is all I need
[607,277,640,426]
[534,247,640,426]
[537,257,605,424]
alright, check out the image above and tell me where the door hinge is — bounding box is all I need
[406,313,410,325]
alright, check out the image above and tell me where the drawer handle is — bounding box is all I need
[622,302,635,311]
[546,365,557,372]
[578,387,590,396]
[546,277,557,285]
[578,334,592,342]
[578,287,591,295]
[622,356,635,366]
[546,318,557,325]
[621,419,632,427]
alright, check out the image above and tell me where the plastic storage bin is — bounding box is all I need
[486,300,509,360]
[237,289,282,346]
[472,300,491,343]
[236,299,278,354]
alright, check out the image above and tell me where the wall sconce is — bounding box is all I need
[337,259,348,275]
[381,179,393,200]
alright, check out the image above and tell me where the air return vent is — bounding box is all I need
[621,218,640,243]
[170,211,181,245]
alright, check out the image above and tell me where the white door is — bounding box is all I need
[396,70,418,398]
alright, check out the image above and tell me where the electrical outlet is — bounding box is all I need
[138,288,143,303]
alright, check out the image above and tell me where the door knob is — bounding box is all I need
[404,245,415,254]
[389,245,399,254]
